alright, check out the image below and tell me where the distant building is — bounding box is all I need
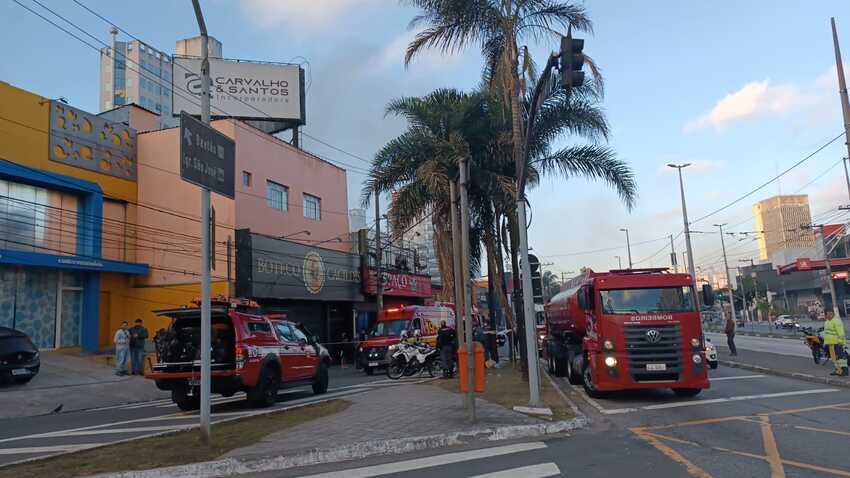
[348,208,367,232]
[99,31,223,129]
[753,195,816,261]
[406,209,441,285]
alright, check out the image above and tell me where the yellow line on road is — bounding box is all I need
[640,431,700,447]
[629,429,714,478]
[766,402,850,416]
[795,425,850,437]
[644,401,850,431]
[758,415,786,478]
[724,450,850,477]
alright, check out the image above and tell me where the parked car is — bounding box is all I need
[704,338,718,370]
[0,326,40,384]
[147,300,331,411]
[775,316,795,329]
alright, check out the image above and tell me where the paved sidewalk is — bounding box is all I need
[714,344,850,388]
[226,383,544,462]
[0,351,167,419]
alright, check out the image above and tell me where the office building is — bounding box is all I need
[753,195,816,261]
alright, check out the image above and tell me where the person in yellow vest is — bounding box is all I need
[824,311,848,377]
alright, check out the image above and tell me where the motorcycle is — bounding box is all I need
[796,324,827,365]
[386,341,438,379]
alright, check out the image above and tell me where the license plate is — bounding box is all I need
[188,377,200,387]
[646,363,667,371]
[11,368,29,376]
[368,362,379,367]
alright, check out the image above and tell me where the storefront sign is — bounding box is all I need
[236,230,363,301]
[364,269,432,298]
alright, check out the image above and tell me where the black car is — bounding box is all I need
[0,327,40,384]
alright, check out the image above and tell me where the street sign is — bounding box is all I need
[180,111,235,198]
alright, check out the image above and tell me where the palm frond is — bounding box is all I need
[535,145,637,209]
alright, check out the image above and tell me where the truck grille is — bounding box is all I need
[624,324,682,382]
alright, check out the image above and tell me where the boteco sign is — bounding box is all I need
[179,111,236,198]
[235,230,363,302]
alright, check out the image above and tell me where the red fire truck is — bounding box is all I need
[543,268,710,398]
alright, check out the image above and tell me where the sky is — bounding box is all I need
[2,0,850,283]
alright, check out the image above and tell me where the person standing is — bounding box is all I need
[824,311,848,376]
[129,319,149,376]
[436,320,457,378]
[114,321,130,376]
[724,313,737,356]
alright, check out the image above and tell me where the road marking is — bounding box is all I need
[25,425,189,439]
[468,463,561,478]
[710,374,765,381]
[640,389,839,411]
[297,442,548,478]
[0,444,99,455]
[758,415,786,478]
[630,429,714,478]
[723,449,850,478]
[795,425,850,437]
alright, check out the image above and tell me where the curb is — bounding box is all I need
[718,359,850,389]
[89,417,588,478]
[705,329,797,340]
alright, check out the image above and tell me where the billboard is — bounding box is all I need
[363,269,433,298]
[173,57,305,124]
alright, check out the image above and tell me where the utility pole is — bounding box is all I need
[615,255,622,269]
[459,156,476,422]
[191,0,212,445]
[831,19,850,189]
[620,228,632,269]
[737,267,749,322]
[374,189,383,318]
[670,234,678,272]
[740,258,759,320]
[669,164,699,300]
[450,181,465,353]
[715,224,738,323]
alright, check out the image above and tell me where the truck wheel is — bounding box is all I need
[248,366,280,407]
[582,363,606,399]
[312,361,329,395]
[567,355,583,385]
[673,388,702,398]
[171,388,200,411]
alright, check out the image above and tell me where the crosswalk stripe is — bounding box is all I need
[468,463,561,478]
[297,442,548,478]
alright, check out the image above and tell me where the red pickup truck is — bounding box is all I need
[146,303,331,410]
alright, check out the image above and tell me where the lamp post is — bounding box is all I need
[619,228,632,269]
[615,255,622,269]
[668,163,698,299]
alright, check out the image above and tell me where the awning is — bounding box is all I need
[0,249,150,275]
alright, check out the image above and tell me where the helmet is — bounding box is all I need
[413,329,422,338]
[400,330,409,340]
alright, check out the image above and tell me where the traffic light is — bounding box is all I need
[702,284,715,307]
[560,34,585,89]
[528,254,544,304]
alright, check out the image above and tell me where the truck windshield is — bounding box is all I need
[600,287,695,314]
[372,319,410,337]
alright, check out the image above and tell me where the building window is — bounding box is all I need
[304,193,321,220]
[266,180,287,212]
[127,43,133,51]
[242,171,252,187]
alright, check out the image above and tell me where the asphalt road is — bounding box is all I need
[0,366,414,466]
[274,366,850,478]
[704,331,812,358]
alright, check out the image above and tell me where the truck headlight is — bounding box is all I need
[691,338,700,347]
[692,354,702,364]
[604,356,618,367]
[603,340,614,351]
[539,334,545,340]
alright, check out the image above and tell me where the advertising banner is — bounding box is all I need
[173,57,305,123]
[364,269,432,298]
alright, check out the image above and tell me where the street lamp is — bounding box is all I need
[619,228,632,269]
[614,255,622,269]
[668,163,698,300]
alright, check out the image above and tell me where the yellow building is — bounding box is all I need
[753,195,816,261]
[0,81,225,351]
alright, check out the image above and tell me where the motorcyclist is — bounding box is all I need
[824,311,848,376]
[436,320,457,378]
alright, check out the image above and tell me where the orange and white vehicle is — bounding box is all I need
[544,268,710,398]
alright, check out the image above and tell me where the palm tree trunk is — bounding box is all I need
[432,213,455,302]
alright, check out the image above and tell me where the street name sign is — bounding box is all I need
[179,111,235,198]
